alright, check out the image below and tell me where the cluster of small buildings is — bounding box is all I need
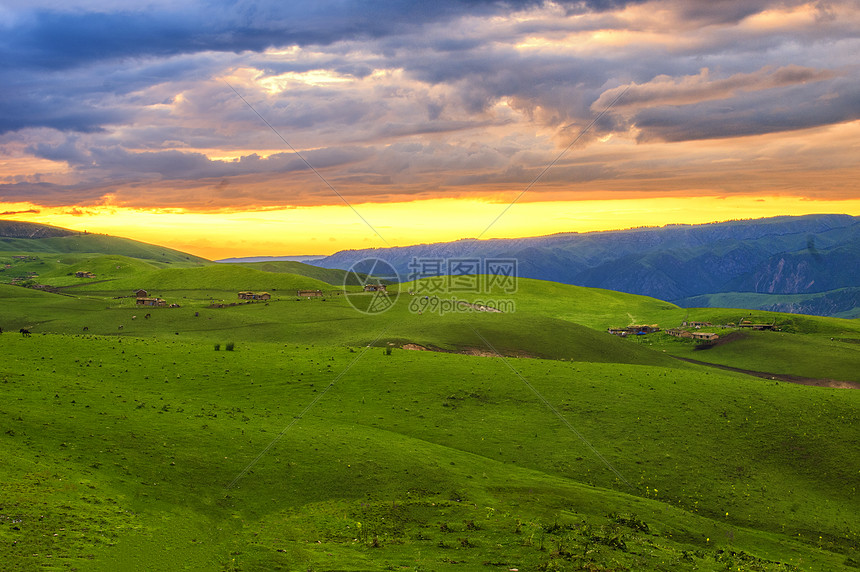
[607,324,660,337]
[238,291,271,301]
[75,271,96,278]
[621,316,779,344]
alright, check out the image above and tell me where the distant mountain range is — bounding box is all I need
[3,215,858,317]
[313,214,860,318]
[216,255,325,263]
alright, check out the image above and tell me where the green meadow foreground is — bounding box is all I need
[1,256,859,571]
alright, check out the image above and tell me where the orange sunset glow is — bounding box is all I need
[3,195,858,260]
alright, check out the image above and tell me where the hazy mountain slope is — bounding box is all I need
[0,220,78,238]
[676,288,860,319]
[314,214,860,316]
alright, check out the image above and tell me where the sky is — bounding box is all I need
[1,0,859,259]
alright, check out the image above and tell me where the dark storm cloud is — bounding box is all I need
[671,0,796,25]
[0,180,110,205]
[27,139,374,181]
[1,0,839,136]
[1,0,859,210]
[632,78,860,141]
[3,1,639,71]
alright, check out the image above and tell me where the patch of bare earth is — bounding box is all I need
[672,356,859,389]
[401,343,534,359]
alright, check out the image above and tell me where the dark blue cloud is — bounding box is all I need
[1,2,544,70]
[0,0,615,134]
[632,79,860,142]
[26,138,375,181]
[1,1,659,72]
[1,0,856,212]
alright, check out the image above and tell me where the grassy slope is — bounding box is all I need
[417,276,860,382]
[469,277,682,330]
[2,266,859,570]
[6,266,859,376]
[654,330,860,383]
[2,278,676,366]
[0,235,209,289]
[40,255,166,286]
[1,335,857,571]
[233,260,357,285]
[73,264,337,296]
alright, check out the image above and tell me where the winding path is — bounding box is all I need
[670,355,859,389]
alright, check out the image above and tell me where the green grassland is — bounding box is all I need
[640,330,860,383]
[1,262,859,571]
[72,264,337,296]
[233,260,360,286]
[0,251,207,290]
[1,335,857,571]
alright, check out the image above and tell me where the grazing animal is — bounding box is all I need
[0,327,3,334]
[82,326,89,332]
[144,313,151,319]
[118,325,124,330]
[131,315,137,320]
[20,328,31,337]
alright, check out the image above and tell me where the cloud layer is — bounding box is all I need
[1,0,858,210]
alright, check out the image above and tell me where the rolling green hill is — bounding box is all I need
[1,229,859,570]
[231,260,359,285]
[1,273,677,366]
[1,333,857,571]
[72,263,335,295]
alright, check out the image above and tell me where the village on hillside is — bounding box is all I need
[608,318,779,344]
